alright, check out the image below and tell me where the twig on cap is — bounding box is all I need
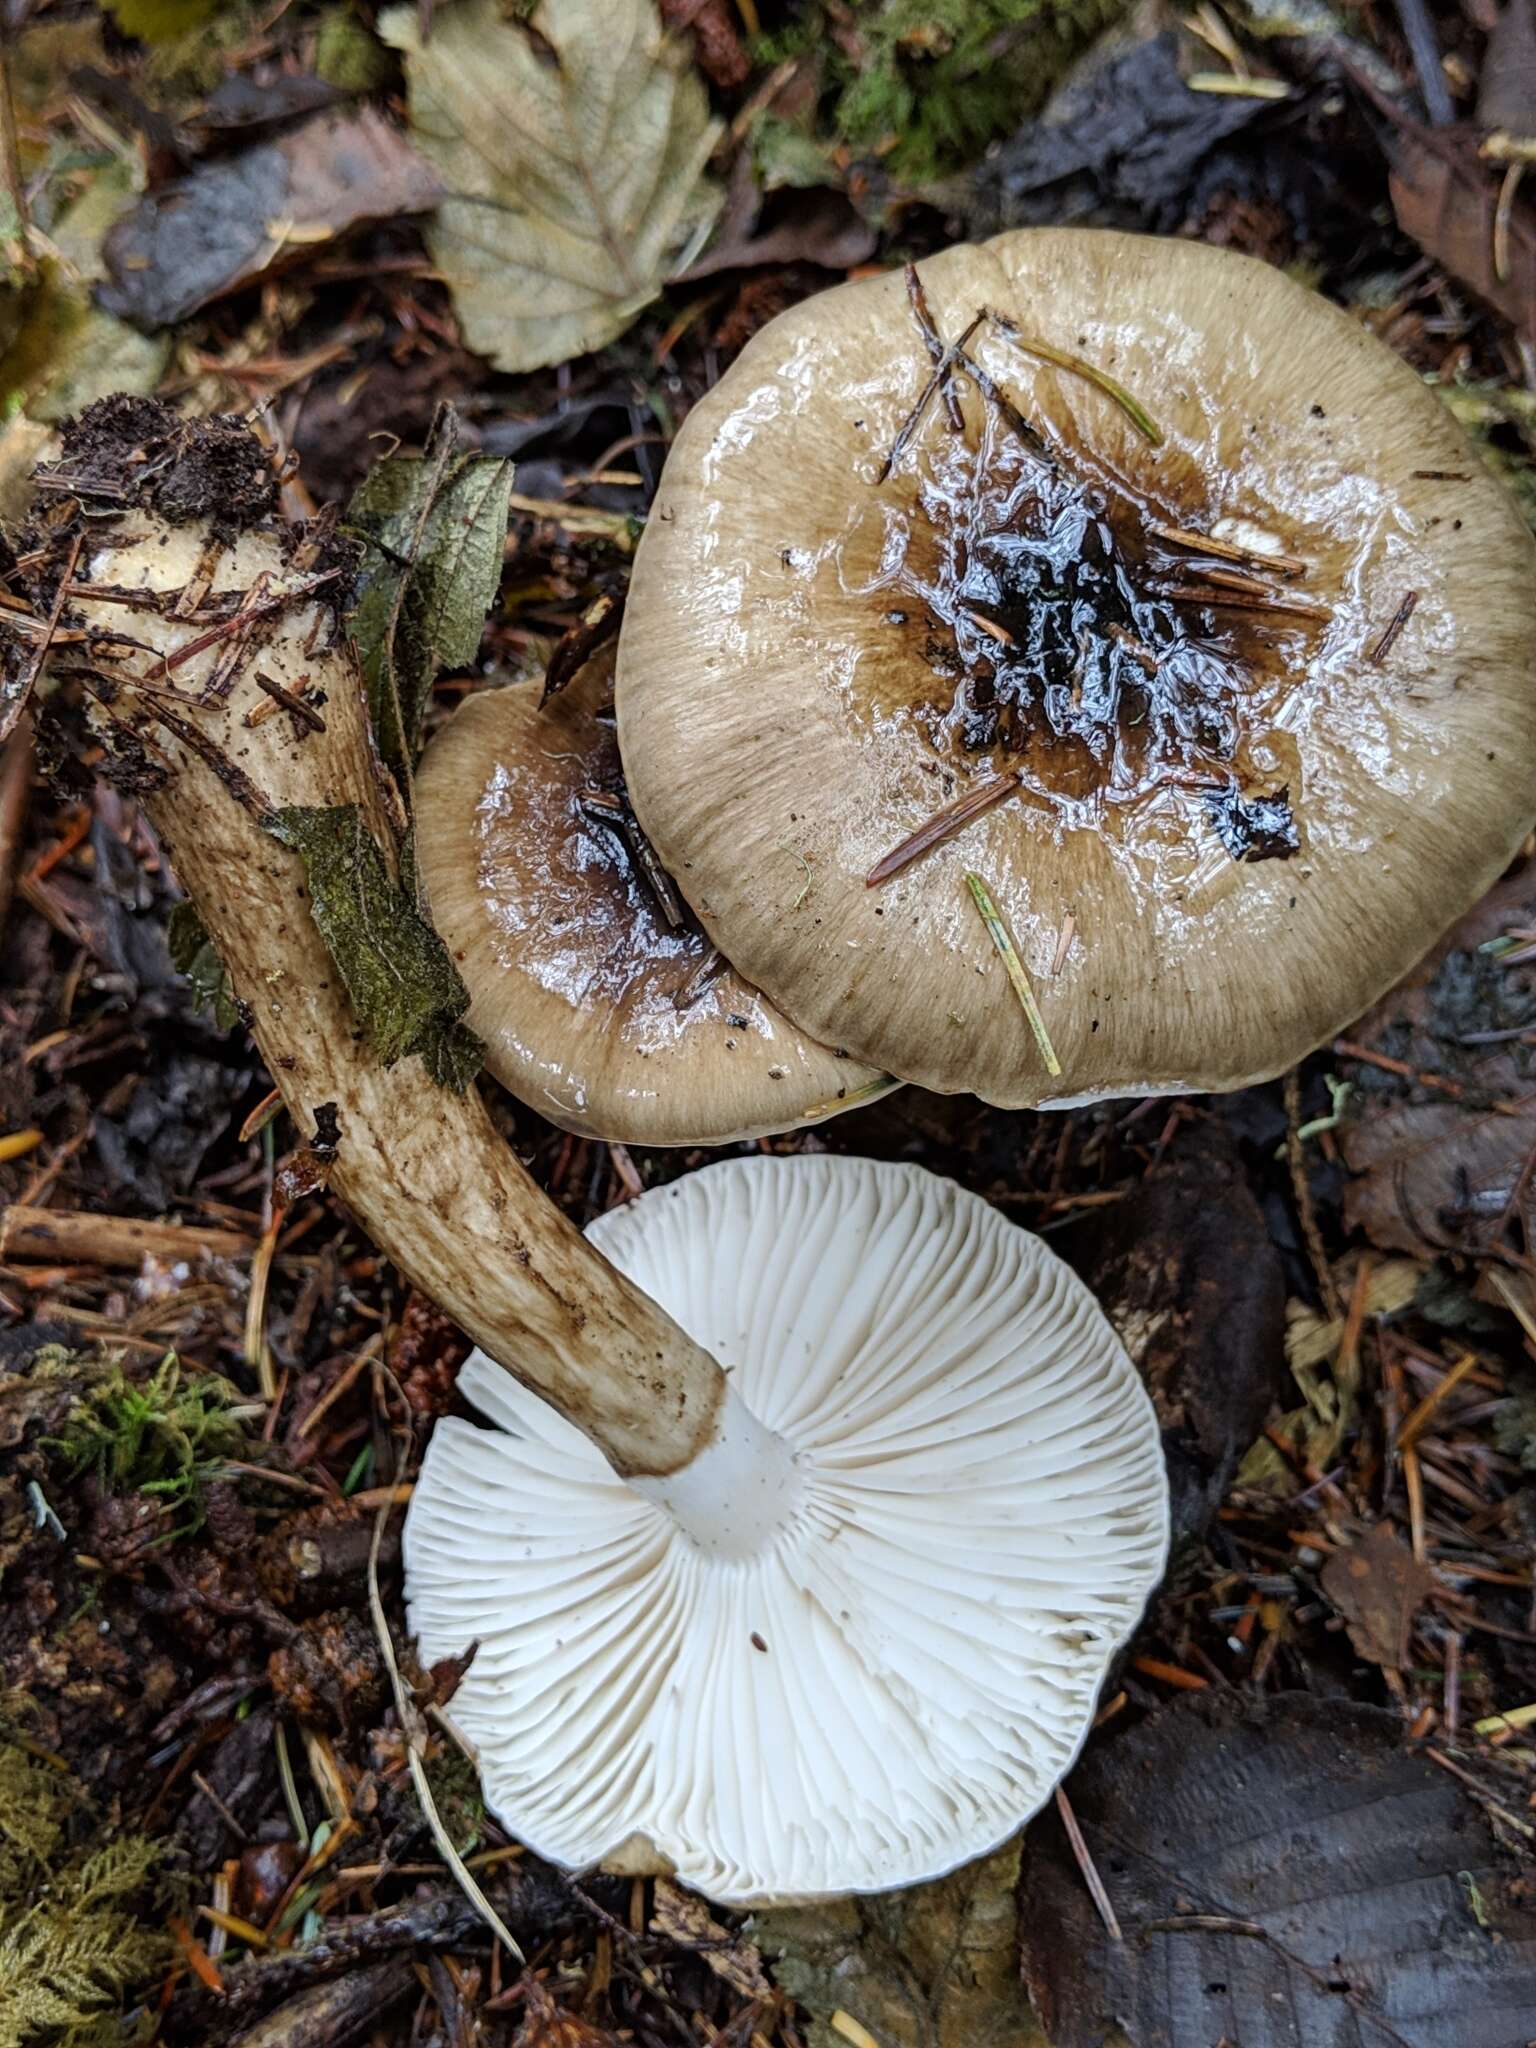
[964,870,1062,1077]
[1172,584,1328,621]
[878,312,987,482]
[1147,520,1306,579]
[951,344,1051,461]
[903,263,964,433]
[1054,1786,1122,1942]
[1367,590,1418,665]
[987,310,1163,446]
[866,769,1023,886]
[580,787,687,928]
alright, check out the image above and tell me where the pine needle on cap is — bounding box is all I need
[988,312,1163,446]
[964,871,1061,1076]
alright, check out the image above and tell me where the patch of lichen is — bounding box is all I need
[754,0,1125,182]
[0,1718,168,2048]
[49,1352,250,1537]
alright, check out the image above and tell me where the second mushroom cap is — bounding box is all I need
[413,646,892,1144]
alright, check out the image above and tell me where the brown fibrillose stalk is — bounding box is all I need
[6,397,723,1481]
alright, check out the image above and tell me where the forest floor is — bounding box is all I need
[3,2,1536,2045]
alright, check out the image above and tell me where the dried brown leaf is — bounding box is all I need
[1340,860,1536,1260]
[100,110,442,328]
[651,1878,770,1999]
[1320,1521,1437,1671]
[1389,128,1536,341]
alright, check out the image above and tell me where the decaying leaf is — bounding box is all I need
[651,1879,770,2000]
[166,901,239,1032]
[1064,1118,1287,1544]
[265,804,483,1090]
[1019,1690,1536,2048]
[1340,858,1536,1261]
[99,109,442,328]
[1320,1520,1437,1672]
[754,1839,1045,2048]
[1390,129,1536,343]
[344,406,513,786]
[1238,1260,1423,1491]
[380,0,720,373]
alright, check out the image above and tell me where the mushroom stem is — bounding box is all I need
[33,413,777,1493]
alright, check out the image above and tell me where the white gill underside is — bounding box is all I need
[404,1155,1169,1904]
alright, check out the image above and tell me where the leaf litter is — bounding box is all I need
[5,1,1536,2044]
[381,0,721,372]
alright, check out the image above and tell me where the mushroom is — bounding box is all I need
[15,398,1167,1904]
[412,642,894,1144]
[406,1152,1168,1903]
[616,229,1536,1107]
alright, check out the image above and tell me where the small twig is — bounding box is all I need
[1148,520,1306,579]
[964,871,1061,1077]
[952,344,1050,460]
[1421,1744,1536,1839]
[1367,590,1418,665]
[579,787,686,928]
[2,533,82,749]
[191,1769,252,1844]
[904,263,963,432]
[367,1487,525,1961]
[1396,1350,1480,1450]
[879,313,986,482]
[245,667,327,733]
[1172,583,1328,621]
[155,568,343,677]
[1054,1787,1122,1941]
[541,590,624,705]
[963,607,1015,646]
[1284,1069,1342,1318]
[987,310,1162,445]
[866,770,1022,886]
[1395,0,1456,125]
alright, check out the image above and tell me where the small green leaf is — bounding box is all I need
[344,405,513,786]
[167,901,239,1031]
[265,804,484,1089]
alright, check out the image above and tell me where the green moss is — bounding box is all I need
[0,1736,168,2048]
[50,1353,249,1535]
[1436,381,1536,535]
[754,0,1125,182]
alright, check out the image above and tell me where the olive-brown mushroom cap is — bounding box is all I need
[413,648,892,1144]
[616,228,1536,1107]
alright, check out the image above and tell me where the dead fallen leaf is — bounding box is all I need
[99,109,442,328]
[677,188,876,280]
[1340,859,1536,1260]
[754,1839,1045,2048]
[1320,1521,1437,1672]
[1390,129,1536,343]
[380,0,720,373]
[1064,1117,1287,1545]
[651,1878,770,2000]
[1019,1690,1536,2048]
